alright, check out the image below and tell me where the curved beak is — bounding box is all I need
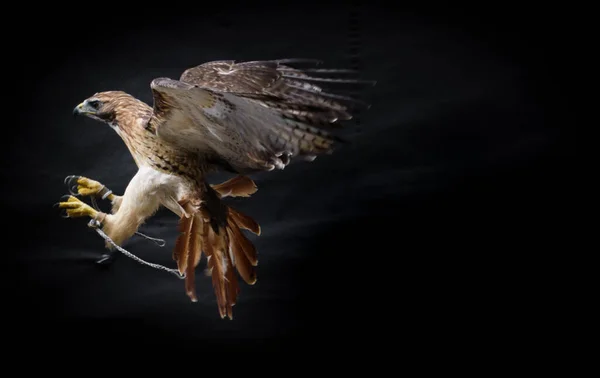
[73,103,84,117]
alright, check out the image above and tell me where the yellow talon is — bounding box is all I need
[58,196,99,218]
[76,177,103,195]
[65,175,115,201]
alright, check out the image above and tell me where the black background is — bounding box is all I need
[8,2,569,355]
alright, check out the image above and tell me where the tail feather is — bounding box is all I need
[225,263,240,319]
[172,179,261,319]
[173,202,204,302]
[173,203,259,319]
[203,221,228,318]
[173,202,194,274]
[226,219,258,267]
[226,223,257,284]
[228,207,261,235]
[185,214,203,302]
[204,207,259,318]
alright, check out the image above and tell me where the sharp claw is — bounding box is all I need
[96,251,118,266]
[60,194,72,201]
[64,175,76,185]
[64,175,80,188]
[69,184,79,196]
[90,196,100,211]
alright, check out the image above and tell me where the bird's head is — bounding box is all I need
[73,91,147,127]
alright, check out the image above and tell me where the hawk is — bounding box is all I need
[59,59,371,319]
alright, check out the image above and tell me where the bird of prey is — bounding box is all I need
[59,58,371,319]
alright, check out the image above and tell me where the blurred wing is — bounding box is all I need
[148,59,373,169]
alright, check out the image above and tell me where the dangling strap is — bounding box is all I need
[87,219,184,279]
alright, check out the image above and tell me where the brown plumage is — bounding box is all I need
[173,181,259,315]
[212,175,258,198]
[69,59,373,319]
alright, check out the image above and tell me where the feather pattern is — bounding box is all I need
[148,59,373,173]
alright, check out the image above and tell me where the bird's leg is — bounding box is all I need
[57,195,117,265]
[64,175,123,212]
[90,168,162,261]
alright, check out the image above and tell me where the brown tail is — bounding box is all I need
[172,201,203,302]
[172,176,260,319]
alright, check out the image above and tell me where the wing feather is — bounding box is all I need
[148,59,373,172]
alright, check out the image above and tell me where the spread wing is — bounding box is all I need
[147,59,373,171]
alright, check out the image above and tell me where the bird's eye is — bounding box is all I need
[88,100,100,109]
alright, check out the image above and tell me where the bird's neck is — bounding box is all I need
[110,110,154,168]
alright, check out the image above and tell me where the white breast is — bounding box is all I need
[145,165,191,202]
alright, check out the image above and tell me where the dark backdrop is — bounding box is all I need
[7,2,567,355]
